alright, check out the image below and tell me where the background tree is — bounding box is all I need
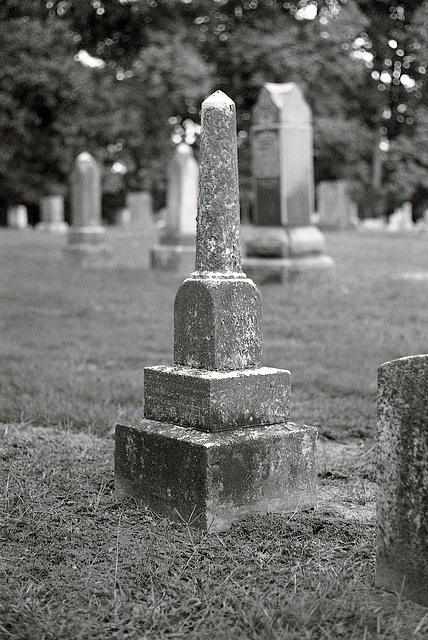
[353,0,428,216]
[1,0,427,220]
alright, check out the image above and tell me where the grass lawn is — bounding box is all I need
[1,228,428,639]
[1,228,426,438]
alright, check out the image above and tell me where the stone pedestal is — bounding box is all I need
[115,91,317,531]
[106,192,157,269]
[151,143,198,272]
[116,420,317,531]
[243,254,336,285]
[65,152,111,266]
[376,354,428,607]
[245,83,334,283]
[242,224,335,284]
[36,195,68,233]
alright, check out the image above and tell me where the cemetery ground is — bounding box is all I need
[1,229,428,639]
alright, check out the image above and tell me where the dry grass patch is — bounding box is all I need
[2,423,427,640]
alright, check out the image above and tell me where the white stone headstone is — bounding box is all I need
[125,192,154,229]
[67,152,110,263]
[165,142,198,240]
[244,82,334,280]
[251,82,314,227]
[70,152,102,229]
[387,201,413,232]
[7,205,28,229]
[317,180,358,229]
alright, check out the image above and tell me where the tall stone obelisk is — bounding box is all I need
[115,91,317,531]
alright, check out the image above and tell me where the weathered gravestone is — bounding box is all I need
[243,83,335,283]
[66,152,111,266]
[151,142,198,272]
[107,191,157,269]
[316,180,358,230]
[36,195,68,233]
[376,354,428,607]
[126,191,154,229]
[115,91,317,532]
[7,205,28,229]
[387,201,414,232]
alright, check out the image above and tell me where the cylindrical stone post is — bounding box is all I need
[70,152,102,228]
[69,152,105,245]
[195,91,243,276]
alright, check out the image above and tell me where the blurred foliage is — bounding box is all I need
[0,0,427,218]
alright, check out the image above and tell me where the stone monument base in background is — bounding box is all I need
[151,244,196,273]
[242,224,335,284]
[106,227,157,270]
[243,254,336,285]
[65,226,112,267]
[36,221,69,233]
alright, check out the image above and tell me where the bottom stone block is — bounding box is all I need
[115,419,317,531]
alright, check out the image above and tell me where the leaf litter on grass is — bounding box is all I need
[2,424,427,640]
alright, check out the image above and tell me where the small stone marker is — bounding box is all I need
[387,201,414,232]
[7,205,28,229]
[106,191,157,269]
[125,191,154,229]
[115,91,318,531]
[36,195,68,233]
[243,82,335,283]
[66,152,110,265]
[165,142,198,240]
[151,142,199,272]
[316,180,358,230]
[376,354,428,606]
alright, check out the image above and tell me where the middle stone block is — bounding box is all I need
[174,276,262,371]
[144,365,291,432]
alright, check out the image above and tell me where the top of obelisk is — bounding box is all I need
[202,90,235,111]
[193,90,244,277]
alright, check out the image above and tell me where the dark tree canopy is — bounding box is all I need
[1,0,427,218]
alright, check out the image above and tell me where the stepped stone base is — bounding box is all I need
[151,244,195,273]
[243,225,326,258]
[35,221,69,233]
[68,226,106,244]
[243,254,336,285]
[144,365,290,432]
[115,419,318,531]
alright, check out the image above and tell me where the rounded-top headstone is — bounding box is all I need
[70,152,102,228]
[376,354,428,606]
